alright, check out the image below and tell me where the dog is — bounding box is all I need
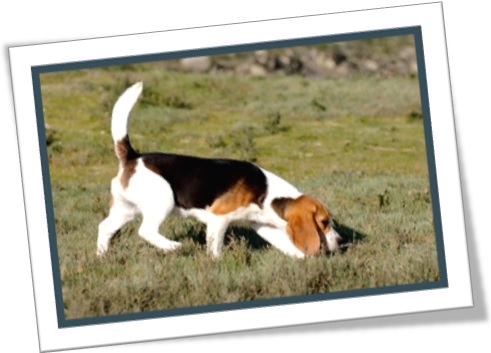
[97,82,341,259]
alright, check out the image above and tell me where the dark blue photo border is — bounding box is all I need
[30,25,447,329]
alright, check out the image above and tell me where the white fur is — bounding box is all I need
[326,228,341,252]
[252,225,306,259]
[111,81,143,142]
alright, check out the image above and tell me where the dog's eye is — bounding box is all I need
[321,219,330,227]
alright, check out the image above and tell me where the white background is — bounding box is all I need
[1,1,488,352]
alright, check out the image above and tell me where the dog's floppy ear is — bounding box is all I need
[271,197,295,219]
[286,211,321,256]
[284,196,322,256]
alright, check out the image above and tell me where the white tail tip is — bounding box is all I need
[111,82,143,142]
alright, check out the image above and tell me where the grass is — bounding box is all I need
[39,58,439,321]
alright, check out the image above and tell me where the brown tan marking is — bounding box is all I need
[272,195,333,256]
[209,179,263,215]
[115,136,138,189]
[119,159,137,189]
[114,136,132,163]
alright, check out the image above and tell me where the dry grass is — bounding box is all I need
[40,54,439,322]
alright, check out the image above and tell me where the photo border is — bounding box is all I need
[9,3,471,351]
[31,26,447,329]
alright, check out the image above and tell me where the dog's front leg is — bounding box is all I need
[205,215,229,259]
[253,225,306,259]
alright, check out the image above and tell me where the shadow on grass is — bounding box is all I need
[225,220,368,255]
[332,219,368,254]
[227,226,269,250]
[110,218,367,257]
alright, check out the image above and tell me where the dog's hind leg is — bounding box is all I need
[138,204,182,253]
[97,196,136,256]
[126,163,182,253]
[136,184,182,253]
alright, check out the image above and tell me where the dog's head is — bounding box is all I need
[272,195,341,256]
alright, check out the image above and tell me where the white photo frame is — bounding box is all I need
[9,3,472,352]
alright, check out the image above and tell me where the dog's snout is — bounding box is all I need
[326,227,341,252]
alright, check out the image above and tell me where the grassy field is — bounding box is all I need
[39,56,439,320]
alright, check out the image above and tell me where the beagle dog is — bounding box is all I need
[97,82,341,259]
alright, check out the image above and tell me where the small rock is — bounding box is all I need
[254,50,269,65]
[363,60,379,72]
[318,56,336,71]
[180,56,212,73]
[399,47,416,61]
[249,64,268,77]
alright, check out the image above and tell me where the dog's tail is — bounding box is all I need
[111,82,143,164]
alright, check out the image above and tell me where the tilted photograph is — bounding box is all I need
[36,30,444,324]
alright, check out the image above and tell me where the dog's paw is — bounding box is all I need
[162,240,182,253]
[96,246,108,257]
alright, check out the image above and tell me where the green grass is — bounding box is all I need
[40,60,438,320]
